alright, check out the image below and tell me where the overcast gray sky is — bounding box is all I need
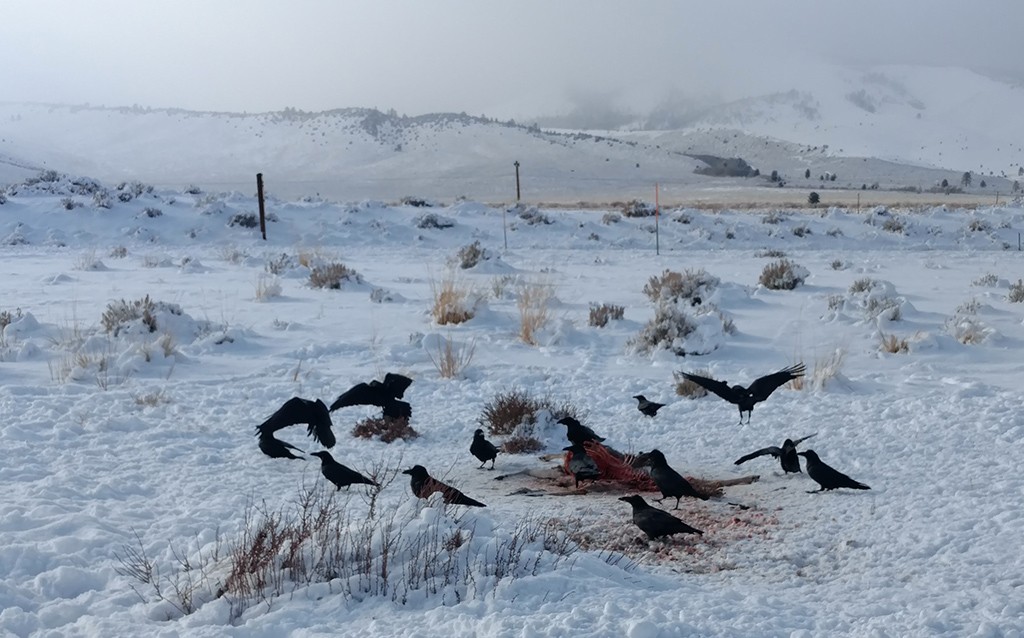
[1,0,1020,118]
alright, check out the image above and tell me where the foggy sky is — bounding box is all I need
[1,0,1020,119]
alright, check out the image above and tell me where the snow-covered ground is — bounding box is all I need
[2,172,1024,637]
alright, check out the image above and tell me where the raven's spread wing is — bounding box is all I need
[256,397,335,448]
[792,432,817,447]
[329,382,381,411]
[681,373,738,404]
[382,372,414,399]
[747,363,805,402]
[734,446,783,465]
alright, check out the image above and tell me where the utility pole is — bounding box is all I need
[514,160,521,202]
[256,173,267,240]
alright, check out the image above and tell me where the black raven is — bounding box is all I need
[257,432,305,460]
[680,363,805,423]
[562,444,602,489]
[310,451,378,490]
[734,433,817,473]
[255,397,335,448]
[402,465,486,507]
[798,450,871,492]
[470,429,499,469]
[618,494,704,540]
[632,449,708,508]
[633,395,665,417]
[556,416,605,447]
[330,372,413,419]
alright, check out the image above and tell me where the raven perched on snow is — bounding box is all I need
[632,395,665,417]
[255,397,335,449]
[680,363,805,423]
[632,449,708,508]
[402,465,486,507]
[798,450,871,492]
[330,372,413,419]
[470,429,499,469]
[619,494,704,541]
[310,451,377,490]
[734,433,817,474]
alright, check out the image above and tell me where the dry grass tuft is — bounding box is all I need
[879,332,909,354]
[430,268,479,325]
[673,369,709,398]
[1009,279,1024,303]
[425,334,476,379]
[517,279,554,345]
[759,259,808,290]
[501,435,545,454]
[589,303,624,327]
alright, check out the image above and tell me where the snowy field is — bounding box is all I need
[2,173,1024,637]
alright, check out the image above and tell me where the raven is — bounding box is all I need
[680,363,805,423]
[562,443,602,489]
[618,494,704,540]
[255,397,335,448]
[734,433,817,473]
[798,450,871,492]
[556,416,605,447]
[310,451,378,490]
[257,432,305,460]
[402,465,486,507]
[633,395,665,417]
[632,449,708,507]
[330,372,413,419]
[470,429,499,469]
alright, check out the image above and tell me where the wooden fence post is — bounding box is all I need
[256,173,267,241]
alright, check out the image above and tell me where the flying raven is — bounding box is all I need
[798,450,871,492]
[618,494,704,541]
[734,433,817,473]
[470,429,499,469]
[680,363,805,423]
[310,451,378,490]
[330,372,413,419]
[255,397,335,448]
[633,395,665,417]
[402,465,486,507]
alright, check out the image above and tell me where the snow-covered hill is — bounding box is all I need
[1,64,1021,203]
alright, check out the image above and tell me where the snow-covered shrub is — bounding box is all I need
[92,190,112,209]
[758,259,808,290]
[830,259,846,270]
[415,212,455,229]
[622,199,655,217]
[754,249,786,258]
[967,218,991,233]
[518,206,552,225]
[792,223,811,237]
[643,268,718,305]
[100,295,183,337]
[628,303,699,356]
[142,207,162,218]
[265,252,298,275]
[479,388,580,438]
[761,210,786,224]
[60,197,80,210]
[589,303,624,327]
[108,246,128,258]
[453,240,489,269]
[601,212,621,225]
[400,195,435,207]
[881,217,905,234]
[850,277,875,293]
[972,273,998,287]
[309,262,361,289]
[228,213,259,228]
[1008,279,1024,303]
